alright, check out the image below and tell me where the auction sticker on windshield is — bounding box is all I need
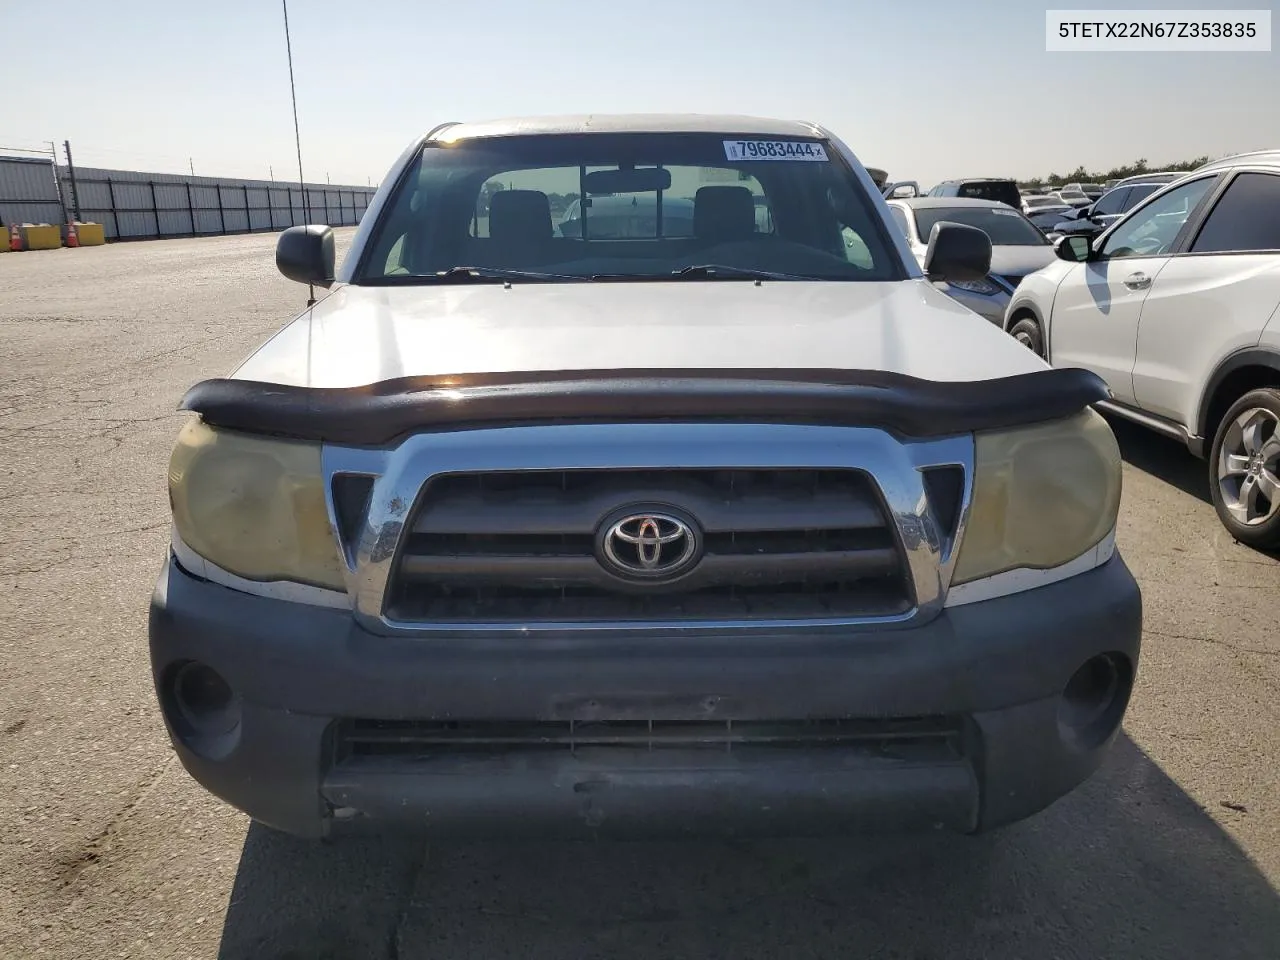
[724,140,828,161]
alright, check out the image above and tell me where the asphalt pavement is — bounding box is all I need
[1,231,1277,959]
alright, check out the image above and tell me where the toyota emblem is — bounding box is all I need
[598,510,701,581]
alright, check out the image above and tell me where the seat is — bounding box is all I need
[488,190,552,244]
[693,186,757,243]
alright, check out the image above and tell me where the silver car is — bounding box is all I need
[885,197,1057,325]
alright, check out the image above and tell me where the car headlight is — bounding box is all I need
[167,417,346,590]
[951,408,1121,585]
[944,276,1002,296]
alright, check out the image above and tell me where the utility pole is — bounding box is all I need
[269,165,274,182]
[46,140,70,225]
[189,157,195,176]
[326,172,330,184]
[63,140,81,221]
[282,0,314,303]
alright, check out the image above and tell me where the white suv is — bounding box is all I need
[1004,151,1280,546]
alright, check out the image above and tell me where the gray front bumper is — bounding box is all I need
[149,553,1142,839]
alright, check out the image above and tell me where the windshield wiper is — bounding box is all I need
[368,266,583,285]
[433,266,583,283]
[670,264,811,281]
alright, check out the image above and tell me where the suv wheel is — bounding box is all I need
[1008,317,1044,357]
[1209,387,1280,548]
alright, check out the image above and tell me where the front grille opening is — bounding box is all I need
[334,716,965,764]
[703,527,895,554]
[332,474,375,549]
[388,468,913,623]
[422,469,872,500]
[405,532,596,557]
[921,466,965,543]
[388,578,911,622]
[400,527,895,561]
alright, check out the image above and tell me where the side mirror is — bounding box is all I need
[276,225,335,287]
[1054,234,1092,262]
[923,221,991,283]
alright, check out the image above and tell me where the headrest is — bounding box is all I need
[693,186,757,242]
[488,189,551,242]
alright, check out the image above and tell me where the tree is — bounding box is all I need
[1026,153,1230,187]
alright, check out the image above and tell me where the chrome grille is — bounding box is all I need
[385,469,911,622]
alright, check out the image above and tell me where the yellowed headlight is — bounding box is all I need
[951,408,1121,585]
[167,418,346,591]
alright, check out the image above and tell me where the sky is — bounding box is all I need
[3,0,1277,188]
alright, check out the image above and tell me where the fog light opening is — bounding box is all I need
[169,660,241,742]
[1058,653,1132,751]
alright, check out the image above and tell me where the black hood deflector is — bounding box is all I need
[179,367,1111,445]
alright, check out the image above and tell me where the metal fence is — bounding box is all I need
[0,155,375,240]
[0,156,66,227]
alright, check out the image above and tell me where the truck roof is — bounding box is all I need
[428,114,824,142]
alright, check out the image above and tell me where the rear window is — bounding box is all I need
[956,181,1021,208]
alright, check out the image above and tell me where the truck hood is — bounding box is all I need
[232,279,1047,388]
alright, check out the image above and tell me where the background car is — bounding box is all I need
[1063,182,1105,200]
[883,180,923,198]
[886,197,1056,324]
[1024,203,1078,239]
[926,178,1022,209]
[1052,187,1093,208]
[1023,195,1071,215]
[1051,180,1170,240]
[1004,150,1280,546]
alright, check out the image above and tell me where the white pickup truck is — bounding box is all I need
[150,114,1141,841]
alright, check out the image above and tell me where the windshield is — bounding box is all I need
[913,206,1049,246]
[1024,196,1060,208]
[358,133,901,283]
